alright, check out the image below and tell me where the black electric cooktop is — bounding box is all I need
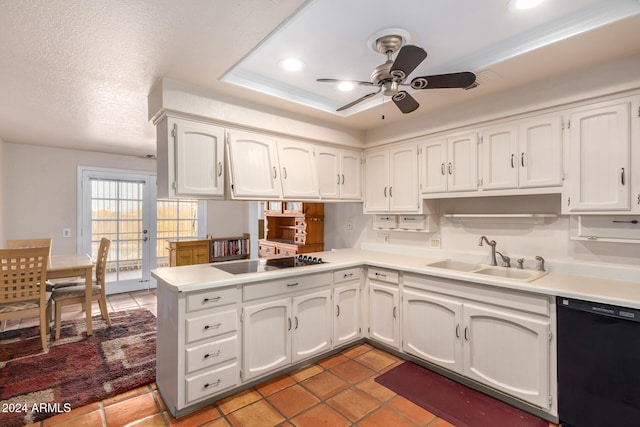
[213,255,326,275]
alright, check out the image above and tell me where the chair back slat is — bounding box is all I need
[95,238,111,288]
[0,247,49,303]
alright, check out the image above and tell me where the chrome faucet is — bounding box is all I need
[478,236,498,266]
[496,251,511,268]
[535,256,546,272]
[516,258,524,269]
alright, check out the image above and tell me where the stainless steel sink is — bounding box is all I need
[426,259,481,272]
[474,267,548,282]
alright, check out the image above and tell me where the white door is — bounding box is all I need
[420,138,448,194]
[171,117,225,197]
[369,282,399,349]
[340,150,362,200]
[79,168,155,293]
[334,283,360,346]
[462,303,551,409]
[389,145,419,212]
[277,140,319,199]
[364,150,390,212]
[292,290,332,362]
[447,132,478,192]
[518,114,563,188]
[317,147,341,199]
[243,298,291,381]
[481,125,519,190]
[402,288,463,372]
[567,101,631,212]
[227,130,282,199]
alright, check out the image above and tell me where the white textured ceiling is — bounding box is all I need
[1,0,640,157]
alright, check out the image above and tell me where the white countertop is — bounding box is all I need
[151,248,640,309]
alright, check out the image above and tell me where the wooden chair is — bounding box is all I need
[7,238,52,255]
[48,238,111,339]
[0,247,50,350]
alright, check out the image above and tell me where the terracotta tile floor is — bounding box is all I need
[12,290,559,427]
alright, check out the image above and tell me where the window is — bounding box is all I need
[156,199,205,267]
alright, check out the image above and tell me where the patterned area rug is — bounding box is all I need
[375,362,548,427]
[0,309,156,427]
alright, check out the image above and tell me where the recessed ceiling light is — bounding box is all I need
[508,0,544,10]
[337,81,355,91]
[279,58,304,72]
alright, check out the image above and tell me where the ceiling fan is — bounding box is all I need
[317,34,476,114]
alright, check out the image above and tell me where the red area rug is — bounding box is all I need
[375,362,548,427]
[0,309,156,427]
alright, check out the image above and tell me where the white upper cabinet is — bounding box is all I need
[564,99,632,213]
[420,132,478,194]
[481,115,563,191]
[277,140,319,199]
[364,144,420,213]
[157,116,225,198]
[317,147,362,200]
[227,130,282,199]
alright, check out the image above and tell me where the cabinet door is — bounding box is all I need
[278,140,320,199]
[462,303,550,409]
[317,147,340,199]
[292,290,332,362]
[364,150,390,212]
[369,282,399,349]
[340,150,362,200]
[447,132,478,192]
[567,101,630,212]
[389,145,419,212]
[334,283,360,346]
[419,138,448,194]
[518,115,563,188]
[402,288,463,372]
[481,125,518,190]
[169,117,225,197]
[242,298,291,381]
[227,130,282,199]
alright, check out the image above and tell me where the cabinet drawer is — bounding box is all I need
[259,242,277,257]
[186,335,238,374]
[334,268,361,284]
[244,272,332,301]
[368,268,399,284]
[398,215,426,230]
[187,287,237,312]
[185,361,238,404]
[186,309,237,344]
[374,215,398,229]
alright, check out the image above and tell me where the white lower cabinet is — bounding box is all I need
[333,268,362,346]
[155,284,240,416]
[368,268,400,349]
[402,275,553,410]
[242,273,332,382]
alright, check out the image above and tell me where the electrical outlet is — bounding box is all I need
[430,238,440,248]
[346,222,353,231]
[383,233,390,244]
[62,228,71,238]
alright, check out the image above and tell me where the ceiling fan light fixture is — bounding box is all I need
[508,0,544,11]
[279,58,305,72]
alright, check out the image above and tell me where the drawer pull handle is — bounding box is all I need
[204,323,222,330]
[455,324,460,338]
[203,296,221,303]
[288,317,292,331]
[464,326,469,341]
[203,350,221,359]
[343,273,353,278]
[392,306,397,319]
[203,379,221,389]
[375,273,387,280]
[294,316,299,330]
[336,305,340,317]
[286,282,299,287]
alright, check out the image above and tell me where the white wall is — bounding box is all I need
[2,143,156,254]
[0,137,5,245]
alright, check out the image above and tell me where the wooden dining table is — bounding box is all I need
[47,254,94,336]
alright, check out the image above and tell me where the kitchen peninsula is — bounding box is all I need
[152,247,640,422]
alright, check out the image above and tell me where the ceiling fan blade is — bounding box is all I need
[410,72,476,90]
[392,91,419,114]
[390,45,427,80]
[336,89,381,112]
[317,78,375,87]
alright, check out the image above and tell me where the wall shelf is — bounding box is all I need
[442,214,558,225]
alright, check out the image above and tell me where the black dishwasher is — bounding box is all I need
[557,296,640,427]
